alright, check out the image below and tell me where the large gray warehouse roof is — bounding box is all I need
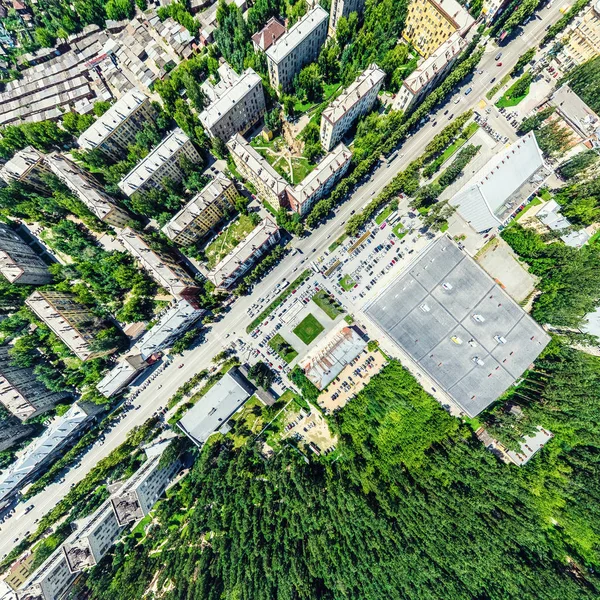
[365,237,550,416]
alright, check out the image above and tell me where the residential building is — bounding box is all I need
[0,346,70,421]
[118,129,201,197]
[25,291,117,361]
[448,133,550,233]
[110,440,182,525]
[15,550,75,600]
[266,6,328,92]
[251,17,286,52]
[135,300,204,361]
[162,175,239,245]
[537,199,591,248]
[320,64,385,151]
[117,228,201,301]
[0,146,49,192]
[199,68,266,142]
[45,154,130,228]
[286,143,352,215]
[392,32,466,113]
[402,0,474,59]
[0,403,99,512]
[77,89,157,160]
[329,0,366,34]
[481,0,509,22]
[226,133,289,209]
[206,217,280,289]
[556,1,600,70]
[96,353,148,398]
[0,417,33,452]
[0,224,52,285]
[4,553,36,592]
[178,367,255,446]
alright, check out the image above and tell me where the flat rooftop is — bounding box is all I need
[365,237,551,417]
[177,367,255,446]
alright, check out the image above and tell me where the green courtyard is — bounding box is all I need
[205,214,257,269]
[268,334,298,364]
[250,136,315,185]
[292,313,325,345]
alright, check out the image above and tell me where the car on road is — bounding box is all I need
[495,52,502,60]
[464,87,472,95]
[490,77,496,83]
[496,62,503,66]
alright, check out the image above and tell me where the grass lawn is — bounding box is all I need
[514,196,543,221]
[269,333,298,364]
[344,314,354,324]
[312,290,344,320]
[496,76,531,108]
[539,188,552,201]
[435,122,480,168]
[293,313,325,345]
[375,206,393,225]
[328,233,348,252]
[339,274,356,291]
[294,82,341,115]
[250,135,315,184]
[205,215,256,269]
[262,200,278,216]
[393,223,407,239]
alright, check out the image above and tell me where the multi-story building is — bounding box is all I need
[162,175,239,245]
[77,89,156,160]
[555,1,600,71]
[286,143,352,215]
[0,417,33,453]
[392,32,466,113]
[0,224,52,285]
[116,228,201,302]
[226,133,289,209]
[207,217,280,289]
[320,64,385,151]
[251,17,286,52]
[402,0,474,58]
[0,146,49,192]
[118,129,201,197]
[25,291,117,361]
[45,154,130,228]
[329,0,366,34]
[0,346,70,421]
[266,6,328,92]
[135,300,204,361]
[199,68,266,142]
[481,0,509,22]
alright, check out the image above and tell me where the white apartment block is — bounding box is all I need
[0,346,70,421]
[266,6,328,92]
[320,64,385,151]
[0,224,52,285]
[77,89,156,160]
[117,228,201,301]
[226,133,289,209]
[392,32,466,113]
[45,154,130,228]
[329,0,366,34]
[286,143,352,215]
[207,217,280,289]
[199,68,266,142]
[118,128,201,197]
[162,175,239,245]
[25,291,117,362]
[0,147,50,192]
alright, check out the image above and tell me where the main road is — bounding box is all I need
[0,2,565,561]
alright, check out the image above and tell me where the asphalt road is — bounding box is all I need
[0,3,566,561]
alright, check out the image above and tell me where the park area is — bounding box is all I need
[269,334,298,364]
[293,313,325,345]
[204,214,256,269]
[496,72,533,108]
[250,135,315,185]
[311,290,344,320]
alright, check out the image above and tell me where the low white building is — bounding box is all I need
[0,146,49,192]
[96,353,148,398]
[537,199,591,248]
[320,64,385,151]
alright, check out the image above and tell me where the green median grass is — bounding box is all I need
[269,334,298,364]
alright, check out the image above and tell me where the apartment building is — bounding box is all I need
[25,291,117,361]
[0,146,49,192]
[266,6,328,92]
[207,217,280,289]
[118,128,201,197]
[226,133,289,209]
[199,68,266,142]
[96,352,148,398]
[392,32,466,113]
[162,175,239,245]
[402,0,474,58]
[77,89,157,160]
[117,228,201,301]
[0,346,70,421]
[0,224,52,285]
[329,0,366,34]
[0,417,33,453]
[556,1,600,70]
[251,17,286,52]
[45,154,130,228]
[286,143,352,215]
[481,0,509,22]
[320,64,385,151]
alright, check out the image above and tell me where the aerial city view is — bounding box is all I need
[0,0,599,597]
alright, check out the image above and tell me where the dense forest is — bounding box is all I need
[79,360,600,600]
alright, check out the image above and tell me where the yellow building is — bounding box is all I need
[402,0,474,58]
[558,1,600,70]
